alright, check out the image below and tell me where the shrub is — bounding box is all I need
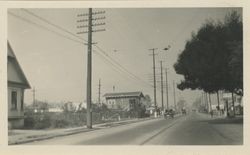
[33,113,51,129]
[52,119,70,128]
[24,116,35,129]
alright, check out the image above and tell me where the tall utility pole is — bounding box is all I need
[160,61,164,111]
[162,46,171,111]
[98,79,101,106]
[149,48,158,117]
[173,80,176,111]
[86,8,93,129]
[165,69,169,110]
[77,9,105,129]
[32,87,36,106]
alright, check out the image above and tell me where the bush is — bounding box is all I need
[52,119,70,128]
[24,112,51,129]
[34,113,51,129]
[24,116,35,129]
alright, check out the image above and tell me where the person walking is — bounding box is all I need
[210,110,214,118]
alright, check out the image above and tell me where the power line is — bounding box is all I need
[23,9,152,88]
[11,10,153,89]
[21,9,87,43]
[8,11,84,45]
[93,50,153,89]
[94,45,152,88]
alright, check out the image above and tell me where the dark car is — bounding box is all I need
[164,109,174,119]
[182,108,187,115]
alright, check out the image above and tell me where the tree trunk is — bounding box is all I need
[226,100,229,117]
[205,93,209,113]
[208,93,212,112]
[216,91,220,115]
[232,92,235,116]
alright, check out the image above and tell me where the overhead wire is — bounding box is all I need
[21,9,153,88]
[9,10,153,89]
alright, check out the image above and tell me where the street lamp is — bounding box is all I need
[163,45,171,51]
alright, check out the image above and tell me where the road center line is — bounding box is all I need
[140,117,182,145]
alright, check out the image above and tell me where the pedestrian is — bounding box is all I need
[210,110,213,118]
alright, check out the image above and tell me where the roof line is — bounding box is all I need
[8,41,31,89]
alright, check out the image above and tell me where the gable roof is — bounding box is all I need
[8,42,31,89]
[103,91,144,98]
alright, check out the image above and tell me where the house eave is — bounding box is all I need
[8,81,31,89]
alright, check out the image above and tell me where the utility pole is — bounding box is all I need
[160,61,164,111]
[86,8,93,129]
[165,69,169,110]
[173,80,176,111]
[162,46,170,111]
[32,87,36,106]
[98,79,101,106]
[149,48,158,117]
[77,9,105,129]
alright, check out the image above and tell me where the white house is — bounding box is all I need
[8,42,30,128]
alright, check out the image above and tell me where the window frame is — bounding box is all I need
[11,90,18,110]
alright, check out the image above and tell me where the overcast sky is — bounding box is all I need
[8,8,242,107]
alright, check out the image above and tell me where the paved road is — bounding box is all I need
[26,112,243,145]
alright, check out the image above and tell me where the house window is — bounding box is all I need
[129,99,136,109]
[11,91,17,110]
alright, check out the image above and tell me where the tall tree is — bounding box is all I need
[174,11,242,95]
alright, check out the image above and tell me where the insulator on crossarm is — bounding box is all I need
[77,19,89,22]
[77,13,89,17]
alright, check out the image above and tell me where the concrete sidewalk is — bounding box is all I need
[197,112,243,144]
[9,117,157,145]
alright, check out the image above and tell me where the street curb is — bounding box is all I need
[9,117,160,145]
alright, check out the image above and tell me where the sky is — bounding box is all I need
[8,8,242,107]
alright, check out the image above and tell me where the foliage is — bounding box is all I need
[177,99,186,111]
[142,94,152,107]
[23,102,149,130]
[24,111,51,129]
[174,11,243,95]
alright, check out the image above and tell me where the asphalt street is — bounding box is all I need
[25,112,243,145]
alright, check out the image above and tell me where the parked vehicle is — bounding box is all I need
[182,108,187,115]
[164,109,174,119]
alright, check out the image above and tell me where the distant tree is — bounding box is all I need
[143,94,152,107]
[177,99,186,111]
[62,102,76,113]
